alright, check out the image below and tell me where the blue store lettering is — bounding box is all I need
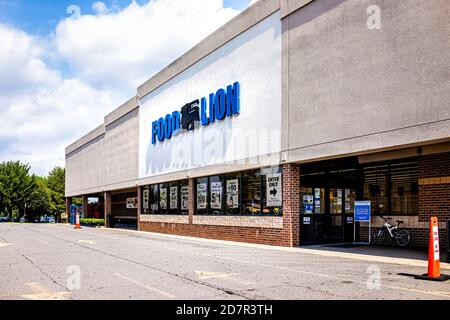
[151,82,240,144]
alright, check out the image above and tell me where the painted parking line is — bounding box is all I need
[100,234,450,299]
[196,271,237,280]
[0,242,11,248]
[77,240,96,245]
[113,273,175,298]
[21,282,70,300]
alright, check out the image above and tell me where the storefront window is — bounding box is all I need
[150,185,159,214]
[301,156,418,216]
[301,187,314,215]
[314,188,326,214]
[225,172,241,215]
[142,186,150,214]
[193,168,283,216]
[180,180,189,215]
[363,159,418,216]
[169,182,179,214]
[159,183,168,214]
[390,161,418,215]
[210,176,224,214]
[329,188,342,214]
[261,167,283,216]
[363,164,388,215]
[196,177,208,214]
[242,170,261,215]
[142,182,186,215]
[344,189,356,214]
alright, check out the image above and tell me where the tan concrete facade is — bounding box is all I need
[66,0,450,197]
[65,0,449,248]
[65,97,139,197]
[281,0,450,164]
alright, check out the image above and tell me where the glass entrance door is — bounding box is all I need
[329,188,343,243]
[300,186,356,245]
[343,188,356,242]
[300,187,327,244]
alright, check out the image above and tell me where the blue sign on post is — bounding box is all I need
[354,201,371,244]
[354,201,371,222]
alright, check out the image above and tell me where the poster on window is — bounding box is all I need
[266,173,282,207]
[126,197,138,209]
[143,189,149,210]
[169,186,178,209]
[303,194,314,214]
[197,183,207,209]
[181,186,189,210]
[160,187,167,210]
[226,179,239,209]
[210,182,223,210]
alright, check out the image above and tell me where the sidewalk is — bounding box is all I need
[294,243,450,270]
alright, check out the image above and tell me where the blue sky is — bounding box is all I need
[0,0,250,35]
[0,0,254,175]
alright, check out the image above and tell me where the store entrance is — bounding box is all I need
[300,187,356,244]
[300,158,360,245]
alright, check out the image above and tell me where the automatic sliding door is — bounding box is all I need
[343,188,356,242]
[329,189,342,243]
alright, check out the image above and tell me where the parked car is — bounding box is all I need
[0,216,9,223]
[39,215,56,223]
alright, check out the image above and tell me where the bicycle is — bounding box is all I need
[371,216,411,247]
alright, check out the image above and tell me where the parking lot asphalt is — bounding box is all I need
[0,223,449,300]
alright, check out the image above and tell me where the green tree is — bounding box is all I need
[26,176,51,220]
[46,167,66,218]
[0,161,37,219]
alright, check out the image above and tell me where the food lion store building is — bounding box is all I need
[65,0,450,250]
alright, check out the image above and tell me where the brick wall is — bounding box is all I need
[139,163,302,247]
[140,222,289,246]
[418,152,450,250]
[282,163,301,247]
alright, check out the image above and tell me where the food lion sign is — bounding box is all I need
[266,173,282,207]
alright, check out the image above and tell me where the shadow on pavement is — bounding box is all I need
[301,243,432,261]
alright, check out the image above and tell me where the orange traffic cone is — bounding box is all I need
[427,217,440,279]
[414,217,449,281]
[74,211,81,229]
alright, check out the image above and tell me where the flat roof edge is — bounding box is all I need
[137,0,281,99]
[280,0,315,18]
[65,95,138,155]
[65,124,105,155]
[105,96,139,127]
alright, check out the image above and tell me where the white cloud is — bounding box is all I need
[0,24,59,95]
[55,0,240,93]
[1,1,243,175]
[0,24,115,175]
[92,2,108,15]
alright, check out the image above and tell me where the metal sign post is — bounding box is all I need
[354,201,371,245]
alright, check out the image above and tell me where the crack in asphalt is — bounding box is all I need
[1,228,73,300]
[27,227,253,300]
[18,252,71,297]
[7,224,450,300]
